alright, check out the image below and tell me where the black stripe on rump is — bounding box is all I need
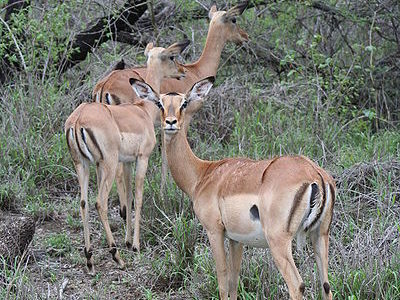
[75,127,90,160]
[305,174,326,231]
[66,128,72,151]
[84,128,103,160]
[287,183,309,232]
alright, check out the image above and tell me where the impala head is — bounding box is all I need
[144,40,190,80]
[130,77,214,136]
[208,1,249,44]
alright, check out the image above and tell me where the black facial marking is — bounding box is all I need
[323,282,330,294]
[299,282,305,294]
[250,204,260,221]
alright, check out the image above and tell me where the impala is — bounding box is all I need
[131,78,335,300]
[64,41,189,274]
[92,1,249,191]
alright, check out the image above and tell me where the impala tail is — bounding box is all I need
[65,104,102,164]
[296,180,331,250]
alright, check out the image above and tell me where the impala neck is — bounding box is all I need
[165,127,209,198]
[194,25,227,77]
[143,71,162,123]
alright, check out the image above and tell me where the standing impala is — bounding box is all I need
[92,1,249,103]
[64,41,189,274]
[92,1,249,191]
[131,78,335,300]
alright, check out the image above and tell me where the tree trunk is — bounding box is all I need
[59,0,148,73]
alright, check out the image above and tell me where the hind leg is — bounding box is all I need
[75,159,95,274]
[311,230,332,300]
[267,233,304,300]
[115,163,128,223]
[96,160,125,268]
[228,239,243,300]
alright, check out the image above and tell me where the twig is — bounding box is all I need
[0,15,27,72]
[58,278,69,299]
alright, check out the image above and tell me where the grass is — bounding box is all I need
[1,74,399,299]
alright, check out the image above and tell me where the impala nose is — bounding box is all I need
[165,119,177,126]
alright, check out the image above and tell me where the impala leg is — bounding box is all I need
[115,163,128,223]
[96,161,125,268]
[267,234,304,300]
[207,231,229,300]
[132,155,149,252]
[76,160,94,274]
[311,231,332,300]
[123,162,133,249]
[228,239,243,300]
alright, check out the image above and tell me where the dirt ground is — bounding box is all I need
[23,206,191,300]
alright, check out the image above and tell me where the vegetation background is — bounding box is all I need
[0,0,399,299]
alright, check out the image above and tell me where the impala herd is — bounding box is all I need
[65,2,335,299]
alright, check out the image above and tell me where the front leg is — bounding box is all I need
[206,230,229,300]
[132,155,149,252]
[122,162,133,249]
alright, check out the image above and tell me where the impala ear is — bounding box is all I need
[144,42,154,57]
[129,78,159,103]
[161,40,190,59]
[209,5,217,19]
[186,77,214,103]
[225,1,248,18]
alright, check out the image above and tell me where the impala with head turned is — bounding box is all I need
[92,1,249,104]
[131,78,335,300]
[64,40,189,274]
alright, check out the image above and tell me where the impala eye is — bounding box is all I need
[170,56,174,61]
[231,17,236,24]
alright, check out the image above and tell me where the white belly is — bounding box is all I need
[225,221,268,248]
[220,194,268,248]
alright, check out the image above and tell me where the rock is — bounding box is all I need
[0,212,35,262]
